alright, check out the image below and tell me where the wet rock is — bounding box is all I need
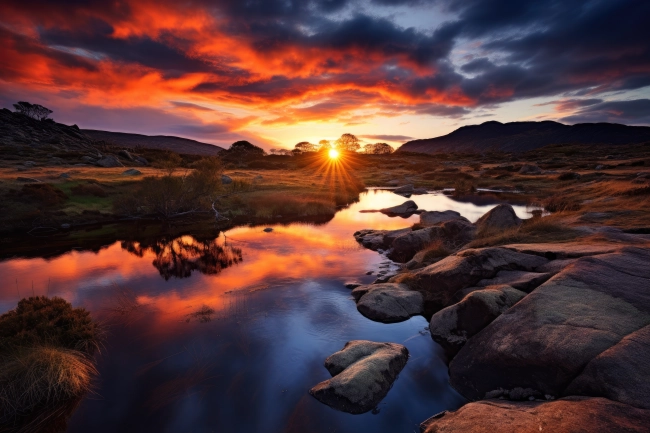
[429,285,526,358]
[121,168,142,176]
[518,164,542,174]
[392,247,547,311]
[352,283,424,323]
[475,204,522,233]
[263,227,273,232]
[412,188,428,195]
[96,155,124,168]
[419,210,469,227]
[353,227,412,251]
[344,282,361,289]
[393,184,414,196]
[309,340,408,414]
[449,247,650,402]
[420,397,650,433]
[380,200,418,215]
[221,174,233,184]
[476,270,552,292]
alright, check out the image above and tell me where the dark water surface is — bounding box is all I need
[0,190,535,433]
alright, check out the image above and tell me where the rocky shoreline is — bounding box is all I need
[310,200,650,430]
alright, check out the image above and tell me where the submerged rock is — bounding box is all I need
[449,247,650,403]
[309,340,408,414]
[420,397,650,433]
[429,285,526,358]
[475,204,522,233]
[351,283,424,323]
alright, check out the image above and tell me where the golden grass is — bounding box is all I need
[468,215,582,248]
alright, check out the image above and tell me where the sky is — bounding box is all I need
[1,0,649,150]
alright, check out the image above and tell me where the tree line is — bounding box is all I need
[270,133,394,155]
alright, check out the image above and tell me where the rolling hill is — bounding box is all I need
[398,121,650,154]
[83,129,224,156]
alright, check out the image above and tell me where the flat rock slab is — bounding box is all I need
[380,200,418,215]
[420,397,650,433]
[352,283,424,323]
[503,242,620,259]
[476,270,551,292]
[430,286,526,359]
[309,340,408,414]
[450,247,650,403]
[419,210,469,227]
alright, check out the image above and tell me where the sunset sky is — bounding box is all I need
[1,0,649,150]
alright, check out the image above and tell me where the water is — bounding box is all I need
[0,190,536,433]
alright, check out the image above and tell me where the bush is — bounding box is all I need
[71,184,107,197]
[13,184,68,206]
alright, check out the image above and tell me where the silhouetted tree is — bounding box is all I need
[221,140,266,165]
[335,133,360,152]
[13,101,53,120]
[295,141,316,152]
[363,142,394,154]
[318,139,331,150]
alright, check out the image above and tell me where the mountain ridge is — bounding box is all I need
[398,121,650,154]
[83,129,224,156]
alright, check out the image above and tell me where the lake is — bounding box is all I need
[0,189,536,433]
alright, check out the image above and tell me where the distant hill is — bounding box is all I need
[83,130,224,156]
[398,121,650,154]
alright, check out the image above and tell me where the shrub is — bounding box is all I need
[15,184,68,206]
[71,184,107,197]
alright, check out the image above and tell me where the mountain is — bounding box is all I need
[83,130,224,156]
[398,121,650,154]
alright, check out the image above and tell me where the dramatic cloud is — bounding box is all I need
[0,0,648,147]
[360,134,414,142]
[560,99,650,125]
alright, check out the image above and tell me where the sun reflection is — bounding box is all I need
[328,148,339,160]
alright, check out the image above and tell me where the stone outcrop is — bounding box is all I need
[518,164,542,174]
[475,270,551,292]
[475,204,522,233]
[352,283,424,323]
[449,247,650,402]
[95,155,124,168]
[419,210,469,227]
[393,184,414,196]
[309,340,408,414]
[429,285,526,358]
[388,219,475,262]
[420,397,650,433]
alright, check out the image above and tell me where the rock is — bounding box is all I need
[386,179,400,186]
[309,340,408,414]
[58,172,71,178]
[393,184,414,195]
[420,397,650,433]
[419,210,469,227]
[81,156,96,164]
[388,219,476,262]
[351,283,424,323]
[353,227,412,251]
[121,169,142,176]
[502,242,620,259]
[429,286,526,358]
[518,164,542,174]
[449,247,650,402]
[475,204,522,233]
[381,200,418,215]
[412,188,428,195]
[96,155,124,168]
[221,174,233,184]
[263,227,273,232]
[392,247,548,311]
[16,177,40,183]
[534,258,577,274]
[23,161,35,167]
[118,149,134,161]
[60,223,71,229]
[344,282,361,289]
[564,324,650,408]
[134,155,148,165]
[476,270,552,292]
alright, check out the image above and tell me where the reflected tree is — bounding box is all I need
[121,237,243,280]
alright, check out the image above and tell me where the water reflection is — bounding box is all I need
[121,237,243,280]
[0,190,536,432]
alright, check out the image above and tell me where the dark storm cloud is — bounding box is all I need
[560,99,650,125]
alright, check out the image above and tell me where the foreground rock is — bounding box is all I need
[475,204,522,233]
[449,247,650,403]
[309,340,408,414]
[380,200,418,216]
[419,210,470,227]
[352,283,424,323]
[420,397,650,433]
[393,184,414,196]
[388,220,475,262]
[429,285,526,358]
[475,270,551,292]
[95,155,124,168]
[392,247,548,311]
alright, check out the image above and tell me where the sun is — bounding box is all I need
[328,148,340,160]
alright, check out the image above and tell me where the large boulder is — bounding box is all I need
[420,397,650,433]
[309,340,408,414]
[95,155,123,168]
[393,184,414,196]
[388,219,476,262]
[420,210,469,227]
[392,247,548,311]
[475,270,552,292]
[429,285,526,358]
[352,283,424,323]
[353,227,412,251]
[475,204,522,233]
[380,200,418,216]
[449,247,650,402]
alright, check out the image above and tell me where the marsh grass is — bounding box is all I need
[468,215,581,248]
[0,297,102,433]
